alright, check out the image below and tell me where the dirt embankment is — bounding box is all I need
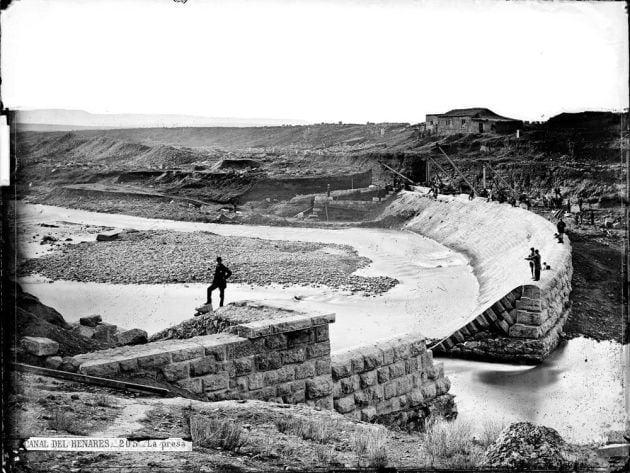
[18,230,398,295]
[552,219,625,343]
[8,371,609,472]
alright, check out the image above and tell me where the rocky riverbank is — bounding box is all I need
[18,229,399,295]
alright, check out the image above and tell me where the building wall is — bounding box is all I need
[436,116,479,134]
[425,114,440,134]
[424,115,522,136]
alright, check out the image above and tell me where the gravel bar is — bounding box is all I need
[19,230,399,295]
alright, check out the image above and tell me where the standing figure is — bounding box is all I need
[206,256,232,308]
[533,250,542,281]
[525,247,536,279]
[556,218,566,243]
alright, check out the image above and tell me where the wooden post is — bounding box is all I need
[437,145,479,196]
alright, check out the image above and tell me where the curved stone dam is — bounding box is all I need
[383,190,573,363]
[15,191,574,430]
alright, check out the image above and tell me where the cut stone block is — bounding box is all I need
[96,230,121,242]
[116,328,148,346]
[45,356,63,370]
[305,375,333,399]
[516,309,548,326]
[21,337,59,356]
[79,315,102,327]
[75,325,96,339]
[452,331,465,343]
[94,323,118,342]
[495,319,510,334]
[483,308,498,322]
[508,323,542,339]
[475,313,490,328]
[516,297,542,312]
[334,395,356,414]
[78,360,120,378]
[360,407,377,422]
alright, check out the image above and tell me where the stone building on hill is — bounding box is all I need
[425,108,522,135]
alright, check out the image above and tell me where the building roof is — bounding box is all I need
[438,108,520,122]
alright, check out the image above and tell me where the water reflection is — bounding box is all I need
[442,338,625,444]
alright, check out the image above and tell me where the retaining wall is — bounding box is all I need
[382,190,573,363]
[68,305,454,428]
[331,334,455,430]
[71,312,336,409]
[241,169,373,202]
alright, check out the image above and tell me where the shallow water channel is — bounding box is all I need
[16,203,626,443]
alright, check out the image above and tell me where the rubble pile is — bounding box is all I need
[150,301,300,341]
[72,315,148,346]
[481,422,603,470]
[20,230,399,295]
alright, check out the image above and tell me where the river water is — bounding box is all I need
[16,203,479,345]
[15,203,626,443]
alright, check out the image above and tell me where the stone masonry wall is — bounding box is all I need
[70,313,336,409]
[381,191,573,363]
[330,334,455,430]
[66,307,456,428]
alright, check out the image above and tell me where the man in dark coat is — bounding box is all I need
[206,256,232,307]
[533,250,542,281]
[557,218,566,243]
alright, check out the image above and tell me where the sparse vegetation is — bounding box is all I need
[273,416,334,444]
[420,418,485,467]
[352,427,389,468]
[190,415,249,452]
[476,419,507,447]
[90,393,115,408]
[274,416,294,434]
[49,409,88,435]
[314,445,336,465]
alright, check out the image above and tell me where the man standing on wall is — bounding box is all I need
[533,249,542,281]
[206,256,232,308]
[525,247,536,279]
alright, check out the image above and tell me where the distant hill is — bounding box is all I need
[16,122,416,151]
[14,109,310,131]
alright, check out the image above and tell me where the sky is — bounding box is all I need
[1,0,628,124]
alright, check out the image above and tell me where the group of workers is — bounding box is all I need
[525,248,551,282]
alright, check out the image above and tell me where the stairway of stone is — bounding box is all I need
[432,287,522,352]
